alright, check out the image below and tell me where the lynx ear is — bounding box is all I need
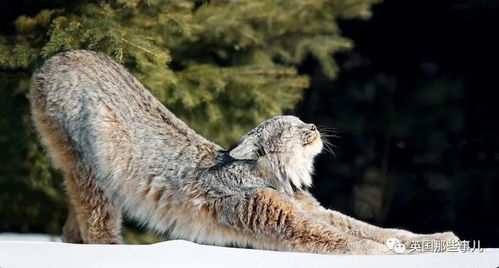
[229,136,261,160]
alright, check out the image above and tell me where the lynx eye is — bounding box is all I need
[257,146,266,157]
[303,124,317,133]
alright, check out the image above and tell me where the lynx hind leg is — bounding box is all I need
[31,105,122,244]
[62,202,83,243]
[30,104,87,242]
[65,169,123,244]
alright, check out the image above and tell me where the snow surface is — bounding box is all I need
[0,233,498,268]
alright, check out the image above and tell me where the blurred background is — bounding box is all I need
[1,0,498,247]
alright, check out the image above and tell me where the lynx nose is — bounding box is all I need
[309,124,317,131]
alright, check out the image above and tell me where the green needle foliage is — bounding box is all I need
[0,0,378,238]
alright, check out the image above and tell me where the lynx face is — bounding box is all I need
[230,116,323,193]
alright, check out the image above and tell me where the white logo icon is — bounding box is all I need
[385,238,400,250]
[393,243,406,254]
[385,237,406,254]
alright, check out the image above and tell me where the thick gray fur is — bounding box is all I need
[30,50,459,254]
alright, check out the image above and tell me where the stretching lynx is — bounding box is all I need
[30,50,458,254]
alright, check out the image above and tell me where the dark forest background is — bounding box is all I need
[300,0,499,247]
[1,0,498,247]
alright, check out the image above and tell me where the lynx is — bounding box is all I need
[30,50,458,254]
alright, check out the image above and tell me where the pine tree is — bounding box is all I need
[0,0,378,240]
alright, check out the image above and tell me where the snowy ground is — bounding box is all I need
[0,233,498,268]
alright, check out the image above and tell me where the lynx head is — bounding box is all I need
[229,115,323,193]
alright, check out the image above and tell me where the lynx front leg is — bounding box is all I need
[293,191,459,251]
[325,209,458,249]
[215,189,390,255]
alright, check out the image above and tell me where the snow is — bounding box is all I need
[0,233,497,268]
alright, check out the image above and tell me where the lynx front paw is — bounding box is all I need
[435,231,459,242]
[346,238,393,255]
[413,231,460,244]
[392,231,460,254]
